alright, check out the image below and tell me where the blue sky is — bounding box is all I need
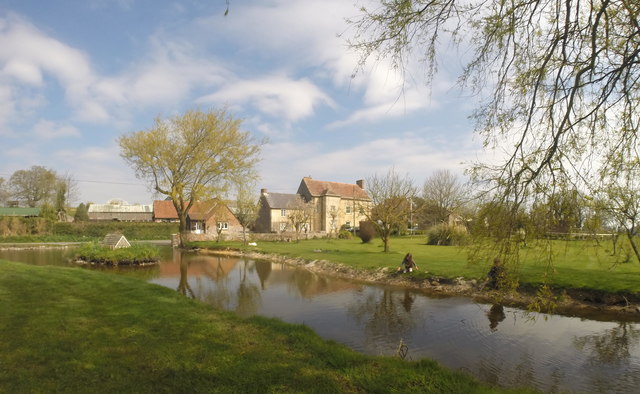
[0,0,483,205]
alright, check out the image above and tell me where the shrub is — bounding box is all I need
[426,224,469,246]
[338,229,352,239]
[359,221,376,243]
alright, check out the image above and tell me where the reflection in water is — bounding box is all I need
[5,247,640,393]
[487,304,506,331]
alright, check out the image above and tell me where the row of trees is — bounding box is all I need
[0,166,77,215]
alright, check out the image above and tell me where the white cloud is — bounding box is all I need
[198,75,335,122]
[33,120,81,139]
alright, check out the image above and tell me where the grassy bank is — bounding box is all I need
[190,237,640,295]
[0,261,516,393]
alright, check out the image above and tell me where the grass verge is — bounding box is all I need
[0,261,521,393]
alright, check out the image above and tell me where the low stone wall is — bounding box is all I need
[182,230,328,243]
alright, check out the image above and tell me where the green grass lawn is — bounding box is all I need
[0,260,521,393]
[194,236,640,294]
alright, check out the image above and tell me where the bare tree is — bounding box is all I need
[361,168,416,252]
[234,185,260,245]
[0,177,8,206]
[287,196,315,241]
[422,169,466,227]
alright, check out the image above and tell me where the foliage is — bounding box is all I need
[0,220,177,241]
[361,168,416,252]
[74,203,89,222]
[0,262,500,393]
[426,224,469,246]
[8,165,58,207]
[73,242,160,265]
[348,0,640,290]
[119,108,263,244]
[358,220,376,243]
[337,229,352,239]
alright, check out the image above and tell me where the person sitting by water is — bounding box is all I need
[398,253,418,273]
[487,257,504,289]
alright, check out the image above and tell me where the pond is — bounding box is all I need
[2,245,640,393]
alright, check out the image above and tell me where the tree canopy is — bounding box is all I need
[119,108,263,243]
[349,0,640,205]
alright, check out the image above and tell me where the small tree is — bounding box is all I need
[360,168,416,252]
[74,203,89,222]
[422,169,466,226]
[234,186,260,245]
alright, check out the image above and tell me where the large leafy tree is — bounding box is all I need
[349,1,640,294]
[9,165,58,208]
[119,108,263,245]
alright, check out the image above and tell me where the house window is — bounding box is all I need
[217,222,228,230]
[346,206,351,214]
[279,222,287,231]
[281,209,287,217]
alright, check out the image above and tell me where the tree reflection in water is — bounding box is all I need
[175,249,195,298]
[574,322,640,364]
[235,260,261,317]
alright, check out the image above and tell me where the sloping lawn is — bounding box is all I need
[0,261,518,393]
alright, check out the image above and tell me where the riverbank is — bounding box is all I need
[203,247,640,322]
[0,260,515,393]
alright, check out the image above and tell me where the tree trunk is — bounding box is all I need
[626,231,640,264]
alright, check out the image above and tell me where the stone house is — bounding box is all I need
[254,177,371,234]
[296,177,370,233]
[254,191,303,233]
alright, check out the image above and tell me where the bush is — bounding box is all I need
[338,229,352,239]
[359,221,376,243]
[426,224,469,246]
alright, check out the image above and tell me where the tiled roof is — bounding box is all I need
[262,192,300,209]
[153,200,178,219]
[299,178,369,200]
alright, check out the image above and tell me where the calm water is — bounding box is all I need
[2,246,640,393]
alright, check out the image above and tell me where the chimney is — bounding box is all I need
[261,188,268,195]
[356,179,364,190]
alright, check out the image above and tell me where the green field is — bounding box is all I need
[192,236,640,295]
[0,261,522,393]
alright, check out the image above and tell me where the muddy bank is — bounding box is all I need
[203,248,640,322]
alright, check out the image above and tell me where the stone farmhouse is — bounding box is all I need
[255,177,370,234]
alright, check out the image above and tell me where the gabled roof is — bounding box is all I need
[261,192,301,209]
[298,178,369,200]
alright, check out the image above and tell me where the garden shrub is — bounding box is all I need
[359,221,376,243]
[338,229,352,239]
[426,223,469,246]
